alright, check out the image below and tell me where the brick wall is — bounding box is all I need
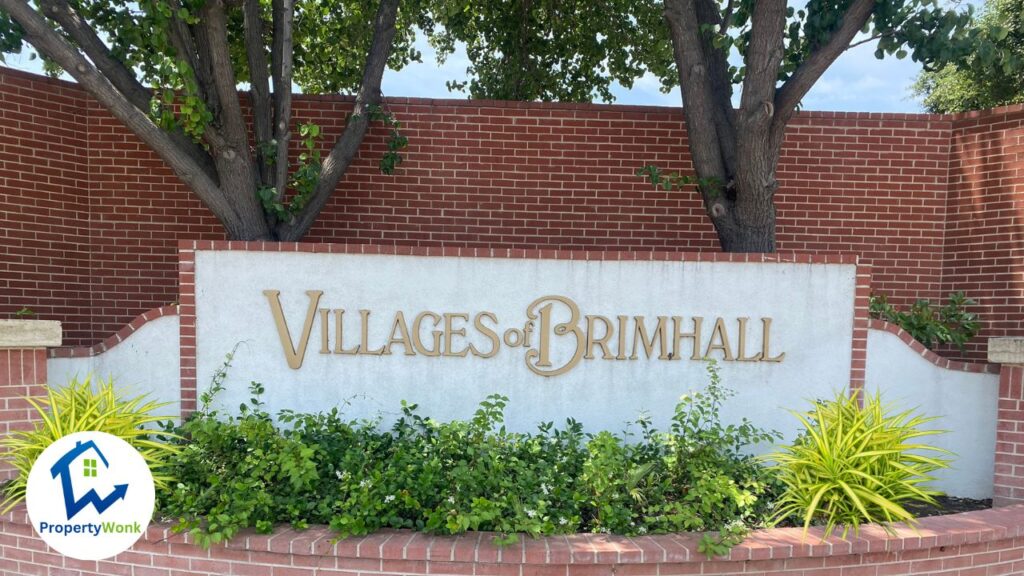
[4,504,1024,575]
[943,108,1024,359]
[2,67,1022,358]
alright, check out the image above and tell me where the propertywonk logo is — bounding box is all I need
[26,431,155,560]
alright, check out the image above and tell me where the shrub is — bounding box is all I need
[159,361,780,551]
[767,391,950,538]
[0,375,178,512]
[869,291,980,351]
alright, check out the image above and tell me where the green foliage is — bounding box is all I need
[423,0,1011,103]
[768,391,950,539]
[159,361,779,552]
[869,291,981,351]
[0,376,178,513]
[636,165,725,199]
[426,0,655,102]
[913,0,1024,113]
[13,306,34,318]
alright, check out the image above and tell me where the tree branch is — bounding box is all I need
[35,0,216,179]
[773,0,876,129]
[276,0,400,240]
[198,0,250,149]
[270,0,295,199]
[663,0,733,185]
[243,0,273,188]
[0,0,247,234]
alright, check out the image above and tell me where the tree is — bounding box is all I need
[912,0,1023,113]
[0,0,424,241]
[431,0,1015,252]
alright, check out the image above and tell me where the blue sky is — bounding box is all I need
[4,31,928,113]
[378,36,927,113]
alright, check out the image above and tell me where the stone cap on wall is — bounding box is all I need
[0,320,62,349]
[990,337,1024,365]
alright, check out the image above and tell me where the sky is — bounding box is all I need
[378,35,929,113]
[3,29,929,114]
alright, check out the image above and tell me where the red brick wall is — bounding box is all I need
[0,347,47,481]
[2,67,1021,357]
[0,71,92,340]
[943,107,1024,360]
[4,504,1024,576]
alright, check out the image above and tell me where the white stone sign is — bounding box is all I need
[192,249,858,441]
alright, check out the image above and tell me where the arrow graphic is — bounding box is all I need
[59,470,128,520]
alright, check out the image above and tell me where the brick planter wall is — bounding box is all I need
[3,505,1024,575]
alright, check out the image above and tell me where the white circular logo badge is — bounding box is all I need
[25,431,155,560]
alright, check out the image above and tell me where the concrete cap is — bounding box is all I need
[0,320,62,348]
[989,337,1024,365]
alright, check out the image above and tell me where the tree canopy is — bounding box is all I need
[912,0,1024,113]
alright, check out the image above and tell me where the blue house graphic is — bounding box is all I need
[49,440,128,520]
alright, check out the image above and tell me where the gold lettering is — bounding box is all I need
[704,317,735,360]
[584,315,615,360]
[411,312,442,356]
[383,312,415,356]
[358,310,385,355]
[630,316,670,360]
[471,312,500,358]
[616,315,629,360]
[671,316,704,360]
[263,290,322,369]
[319,308,330,354]
[443,313,470,357]
[333,309,360,355]
[736,317,763,361]
[525,295,585,377]
[761,318,786,362]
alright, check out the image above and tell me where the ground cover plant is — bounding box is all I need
[158,362,781,552]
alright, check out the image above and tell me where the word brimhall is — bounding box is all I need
[264,291,786,377]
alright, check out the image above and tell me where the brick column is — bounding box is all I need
[0,320,61,481]
[990,337,1024,506]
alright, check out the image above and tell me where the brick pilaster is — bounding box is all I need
[990,337,1024,506]
[0,320,61,480]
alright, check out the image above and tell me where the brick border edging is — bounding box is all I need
[46,306,179,359]
[867,319,999,375]
[177,241,868,416]
[4,504,1024,568]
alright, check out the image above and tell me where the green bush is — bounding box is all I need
[0,375,179,512]
[158,361,780,550]
[767,391,950,539]
[869,291,980,351]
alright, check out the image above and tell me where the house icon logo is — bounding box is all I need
[26,431,155,561]
[49,440,129,520]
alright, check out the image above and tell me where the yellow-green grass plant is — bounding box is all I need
[0,375,179,512]
[767,390,951,539]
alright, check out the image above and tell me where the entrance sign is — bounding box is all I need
[190,246,859,438]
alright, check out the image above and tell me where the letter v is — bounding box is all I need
[263,290,323,369]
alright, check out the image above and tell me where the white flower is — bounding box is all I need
[335,470,343,480]
[540,483,550,495]
[384,494,396,503]
[558,517,568,526]
[359,479,370,488]
[637,526,648,535]
[447,496,456,504]
[525,509,537,519]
